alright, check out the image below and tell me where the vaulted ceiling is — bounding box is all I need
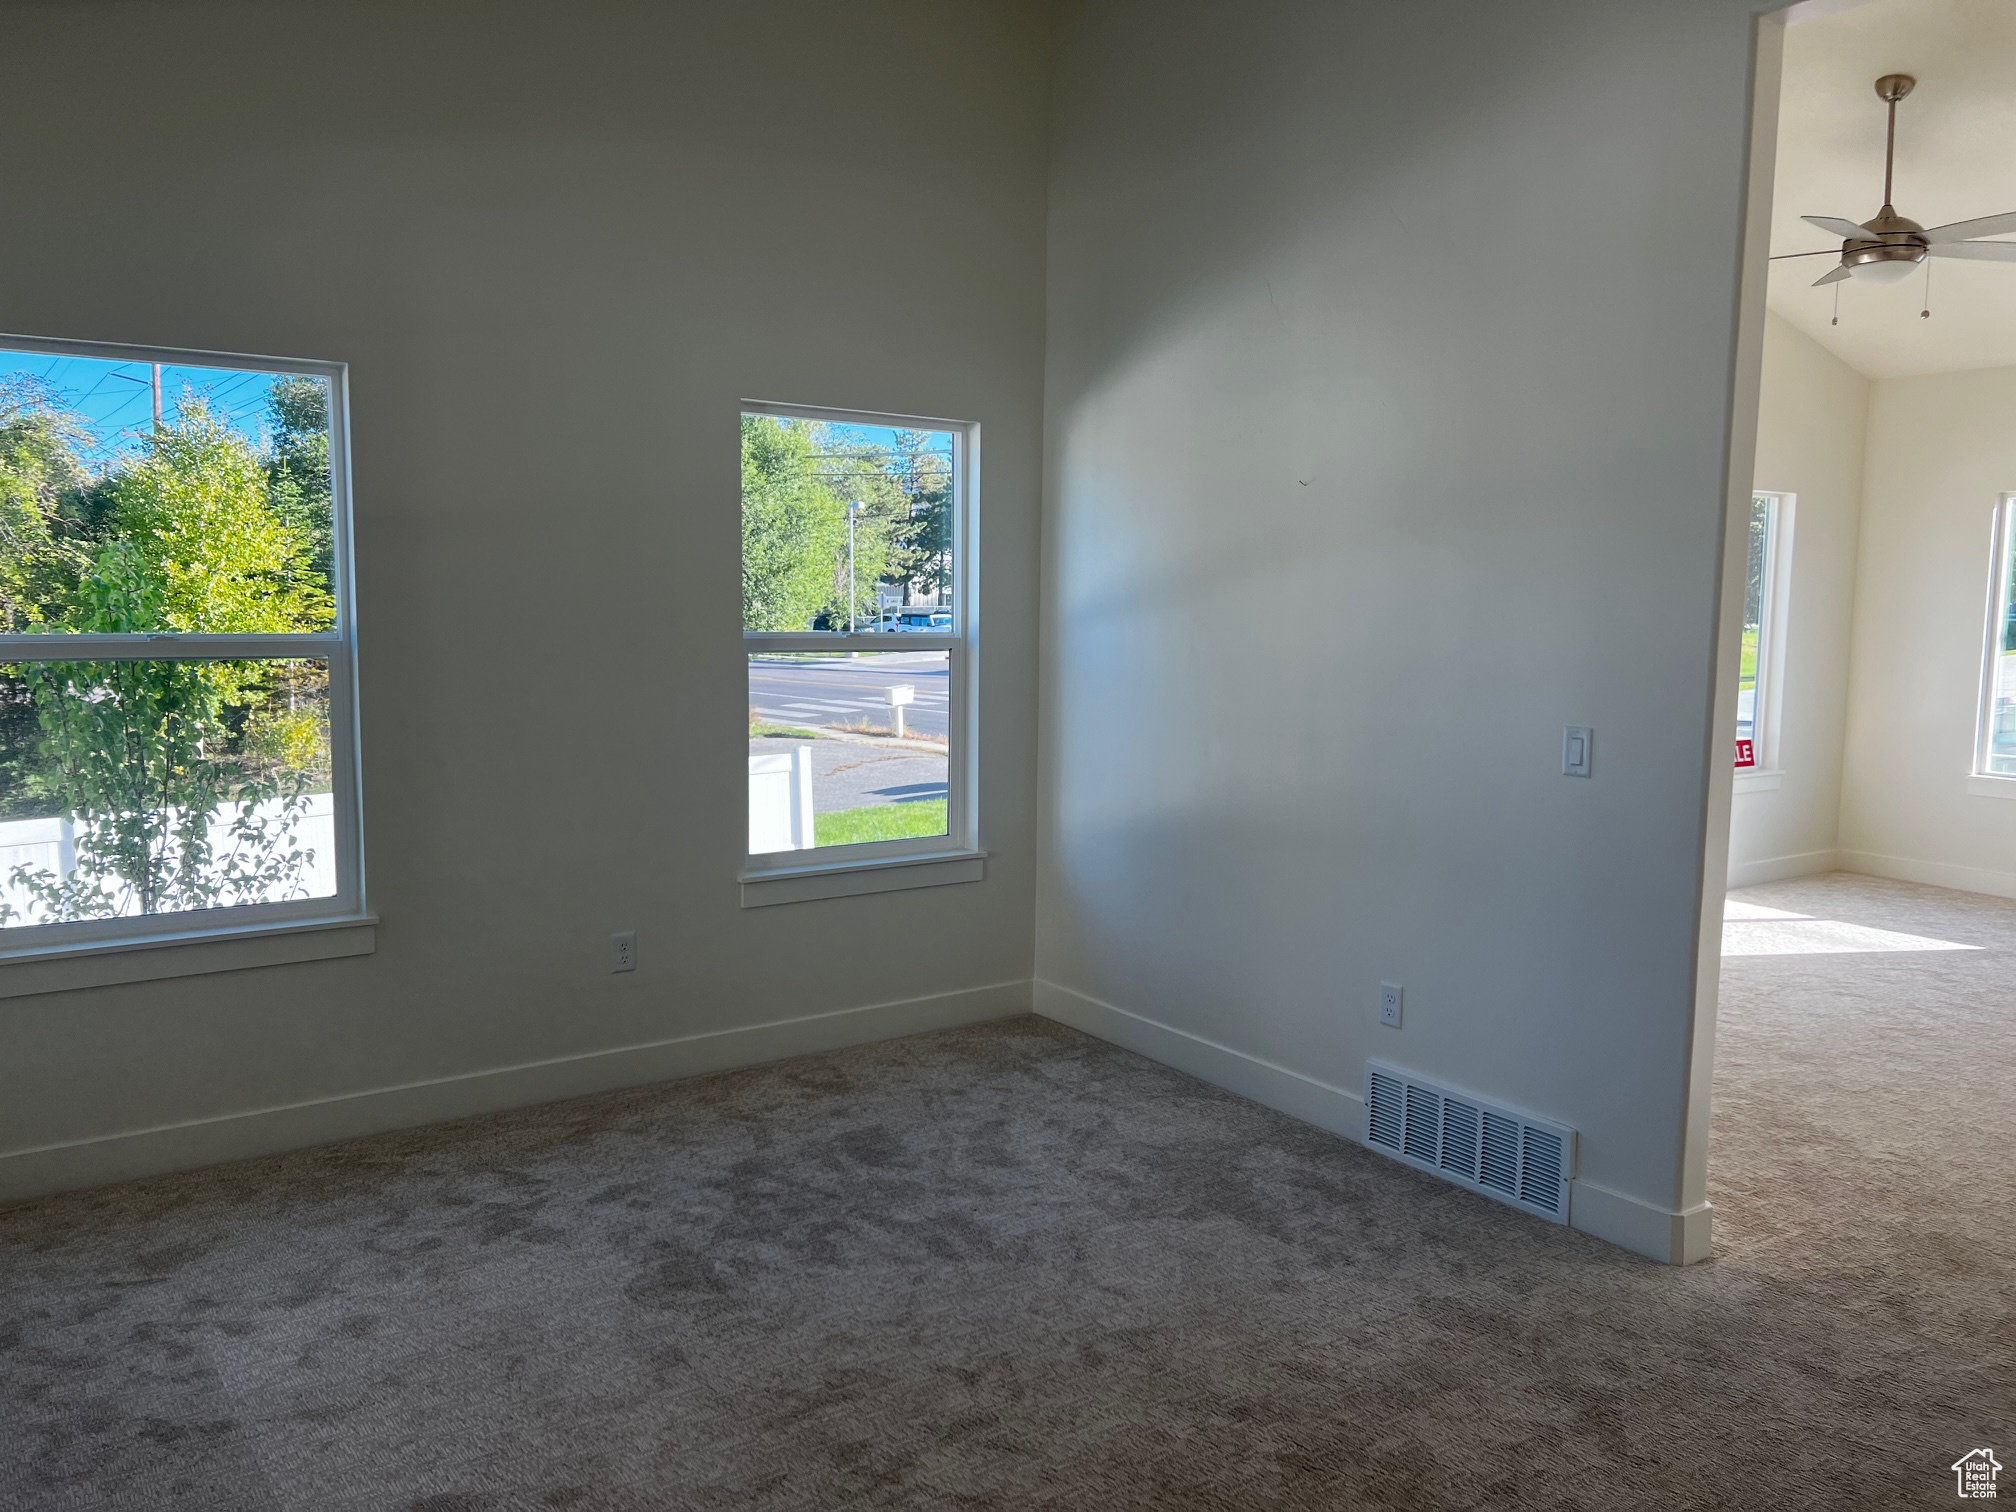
[1769,0,2016,378]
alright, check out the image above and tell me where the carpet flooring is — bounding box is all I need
[2,872,2011,1509]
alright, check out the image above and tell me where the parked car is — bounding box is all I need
[885,608,952,633]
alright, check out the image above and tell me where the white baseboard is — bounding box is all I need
[1032,979,1366,1143]
[1571,1181,1714,1264]
[1837,849,2016,902]
[1727,847,1838,890]
[1033,978,1710,1265]
[0,980,1031,1206]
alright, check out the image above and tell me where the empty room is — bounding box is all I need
[0,1,2008,1508]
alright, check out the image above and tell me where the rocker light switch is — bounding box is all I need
[1563,727,1593,778]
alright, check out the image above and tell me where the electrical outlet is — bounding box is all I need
[610,930,637,973]
[1379,981,1403,1028]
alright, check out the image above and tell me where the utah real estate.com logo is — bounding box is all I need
[1953,1449,2002,1500]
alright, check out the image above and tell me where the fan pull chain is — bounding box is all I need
[1922,255,1933,319]
[1832,280,1841,326]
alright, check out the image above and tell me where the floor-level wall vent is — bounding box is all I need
[1364,1061,1574,1224]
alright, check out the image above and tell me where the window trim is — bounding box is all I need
[1973,493,2016,782]
[1740,490,1795,774]
[0,332,367,967]
[738,400,980,896]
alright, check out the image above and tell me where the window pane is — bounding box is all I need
[741,414,954,634]
[748,651,948,851]
[1738,495,1771,742]
[1993,511,2016,775]
[0,659,335,927]
[0,350,334,635]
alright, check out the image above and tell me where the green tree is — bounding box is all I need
[266,375,334,591]
[885,429,953,607]
[742,414,848,631]
[3,546,315,924]
[2,397,329,924]
[0,377,92,633]
[96,398,331,637]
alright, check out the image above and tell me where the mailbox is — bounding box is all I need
[885,682,916,737]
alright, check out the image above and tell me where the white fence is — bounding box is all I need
[0,794,336,925]
[749,747,814,853]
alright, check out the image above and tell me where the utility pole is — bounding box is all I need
[847,500,867,635]
[150,363,162,428]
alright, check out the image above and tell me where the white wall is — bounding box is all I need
[1728,313,1869,885]
[0,0,1050,1200]
[1037,0,1768,1262]
[1839,365,2016,896]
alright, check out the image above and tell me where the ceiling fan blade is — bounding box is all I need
[1926,240,2016,262]
[1811,264,1852,287]
[1921,209,2016,244]
[1771,248,1844,260]
[1803,214,1876,241]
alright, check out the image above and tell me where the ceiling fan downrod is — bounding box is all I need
[1875,73,1914,216]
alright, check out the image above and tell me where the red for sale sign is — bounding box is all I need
[1734,738,1756,769]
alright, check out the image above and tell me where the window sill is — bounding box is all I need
[741,849,986,908]
[1733,768,1784,793]
[0,913,377,1000]
[1966,773,2016,800]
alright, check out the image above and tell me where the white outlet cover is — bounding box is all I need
[1379,981,1403,1028]
[611,930,637,973]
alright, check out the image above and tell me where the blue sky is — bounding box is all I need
[0,347,293,469]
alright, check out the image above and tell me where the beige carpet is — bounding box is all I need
[2,872,2011,1509]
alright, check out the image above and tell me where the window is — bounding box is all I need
[0,337,363,958]
[741,403,975,899]
[1976,495,2016,779]
[1736,492,1792,771]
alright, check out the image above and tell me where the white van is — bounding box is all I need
[877,608,953,634]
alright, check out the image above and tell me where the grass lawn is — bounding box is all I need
[816,800,947,848]
[1739,626,1757,689]
[750,723,826,740]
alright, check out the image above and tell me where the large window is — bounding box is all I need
[1977,495,2016,778]
[0,337,361,953]
[1736,492,1792,771]
[741,403,974,883]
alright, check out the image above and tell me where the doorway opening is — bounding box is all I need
[1701,0,2016,1280]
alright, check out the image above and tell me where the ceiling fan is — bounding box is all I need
[1777,74,2016,293]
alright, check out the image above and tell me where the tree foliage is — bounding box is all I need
[741,414,848,632]
[0,378,91,634]
[96,399,331,636]
[0,377,334,922]
[740,416,954,633]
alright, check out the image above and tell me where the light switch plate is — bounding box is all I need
[1563,726,1593,778]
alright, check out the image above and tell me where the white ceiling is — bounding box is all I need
[1769,0,2016,378]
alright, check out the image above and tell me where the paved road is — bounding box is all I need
[749,655,949,741]
[749,736,947,812]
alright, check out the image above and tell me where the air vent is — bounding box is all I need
[1363,1061,1574,1224]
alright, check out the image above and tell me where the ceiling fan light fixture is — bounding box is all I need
[1847,247,1926,283]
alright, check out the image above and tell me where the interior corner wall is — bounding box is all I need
[1728,312,1869,886]
[1036,0,1765,1263]
[0,0,1051,1202]
[1838,364,2016,898]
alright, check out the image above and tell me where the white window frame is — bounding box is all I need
[1737,490,1795,780]
[0,333,369,985]
[738,400,981,906]
[1971,494,2016,795]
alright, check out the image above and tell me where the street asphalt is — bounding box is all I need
[748,654,949,741]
